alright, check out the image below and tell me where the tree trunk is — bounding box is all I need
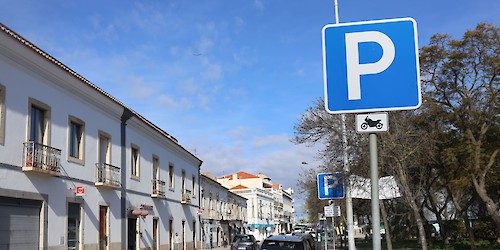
[471,175,500,243]
[398,165,428,250]
[463,212,477,250]
[380,200,393,250]
[426,188,448,245]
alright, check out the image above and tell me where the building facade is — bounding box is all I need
[217,172,295,241]
[0,23,202,250]
[199,173,247,249]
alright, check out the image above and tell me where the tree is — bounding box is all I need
[378,111,436,250]
[420,23,500,240]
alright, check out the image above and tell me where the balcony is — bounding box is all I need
[22,141,61,176]
[181,189,191,204]
[151,179,166,198]
[95,163,121,188]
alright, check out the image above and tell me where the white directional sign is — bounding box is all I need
[324,205,341,217]
[356,113,388,133]
[322,17,421,114]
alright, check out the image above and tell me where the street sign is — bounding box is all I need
[324,206,334,217]
[322,17,421,114]
[75,186,85,196]
[317,173,344,199]
[324,205,341,217]
[356,113,388,133]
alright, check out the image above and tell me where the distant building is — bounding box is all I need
[199,173,247,249]
[217,172,295,241]
[0,23,202,250]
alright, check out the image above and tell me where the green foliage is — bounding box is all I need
[442,220,467,241]
[452,240,492,249]
[473,217,498,241]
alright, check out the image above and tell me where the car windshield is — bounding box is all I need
[261,240,304,250]
[234,235,253,242]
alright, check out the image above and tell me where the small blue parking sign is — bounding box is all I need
[317,173,344,199]
[322,17,421,114]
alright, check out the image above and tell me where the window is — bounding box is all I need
[98,131,111,164]
[152,155,159,180]
[68,116,84,163]
[192,175,196,197]
[28,98,51,145]
[182,170,186,192]
[131,144,140,178]
[0,84,5,145]
[169,164,174,190]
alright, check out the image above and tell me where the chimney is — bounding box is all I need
[232,173,238,180]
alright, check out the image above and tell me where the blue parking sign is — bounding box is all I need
[317,173,344,199]
[322,17,421,114]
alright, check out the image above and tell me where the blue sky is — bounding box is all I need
[1,0,498,219]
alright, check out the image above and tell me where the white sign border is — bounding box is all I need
[322,17,421,114]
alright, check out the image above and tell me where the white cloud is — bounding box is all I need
[127,76,155,99]
[202,63,223,80]
[157,94,178,108]
[234,16,246,33]
[294,68,305,77]
[251,134,289,149]
[254,0,264,10]
[227,127,250,139]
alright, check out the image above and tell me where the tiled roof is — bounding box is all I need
[0,22,202,166]
[221,171,259,180]
[230,185,248,190]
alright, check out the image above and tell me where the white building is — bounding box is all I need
[0,23,202,250]
[268,184,295,234]
[217,172,295,241]
[199,173,247,248]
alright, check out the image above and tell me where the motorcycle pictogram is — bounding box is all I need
[361,116,383,130]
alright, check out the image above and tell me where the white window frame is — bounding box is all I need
[131,144,140,179]
[169,164,175,190]
[97,131,111,165]
[67,115,85,165]
[28,98,51,145]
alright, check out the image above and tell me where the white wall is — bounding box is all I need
[0,26,201,250]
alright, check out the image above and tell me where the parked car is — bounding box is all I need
[294,233,315,250]
[260,235,312,250]
[231,234,259,250]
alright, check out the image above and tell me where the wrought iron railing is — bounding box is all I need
[22,141,61,173]
[95,163,120,187]
[151,179,166,197]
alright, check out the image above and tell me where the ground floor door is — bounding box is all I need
[67,202,81,250]
[99,205,108,250]
[0,196,42,250]
[128,218,137,250]
[153,218,159,250]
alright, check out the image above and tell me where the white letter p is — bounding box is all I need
[345,31,395,100]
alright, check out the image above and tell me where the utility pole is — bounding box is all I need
[335,0,356,248]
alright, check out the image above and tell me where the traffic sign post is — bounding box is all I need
[317,173,344,199]
[322,17,421,250]
[322,17,421,114]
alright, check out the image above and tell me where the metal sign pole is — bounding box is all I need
[369,133,381,250]
[332,203,336,250]
[334,0,356,248]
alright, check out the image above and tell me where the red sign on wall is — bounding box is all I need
[75,186,85,196]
